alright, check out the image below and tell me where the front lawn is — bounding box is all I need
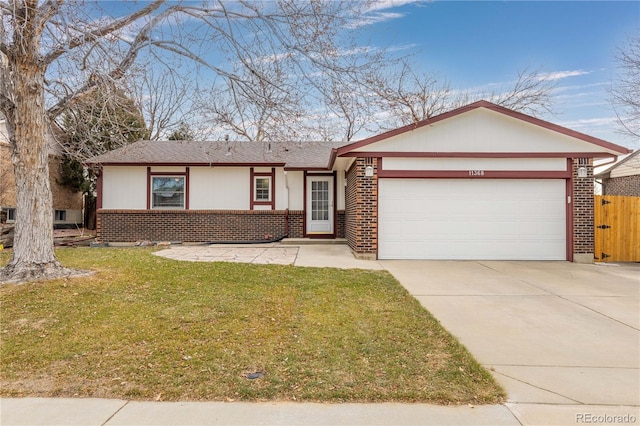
[0,247,504,403]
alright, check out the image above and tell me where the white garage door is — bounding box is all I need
[378,179,566,260]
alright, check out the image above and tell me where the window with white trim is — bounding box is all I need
[254,177,271,202]
[152,176,185,209]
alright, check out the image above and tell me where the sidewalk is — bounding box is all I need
[3,397,638,425]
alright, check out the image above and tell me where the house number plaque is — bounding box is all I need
[468,170,485,176]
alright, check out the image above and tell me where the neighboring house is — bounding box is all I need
[87,101,631,263]
[0,120,84,227]
[594,150,640,196]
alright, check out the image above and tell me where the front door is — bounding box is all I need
[306,176,334,235]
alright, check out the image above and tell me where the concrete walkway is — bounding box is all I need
[153,243,386,270]
[2,245,639,425]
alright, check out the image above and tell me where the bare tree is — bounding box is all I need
[367,62,556,130]
[471,68,556,117]
[610,34,640,138]
[0,0,378,282]
[127,65,206,141]
[367,61,452,128]
[196,59,307,142]
[58,78,149,162]
[315,57,385,141]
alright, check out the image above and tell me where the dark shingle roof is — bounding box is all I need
[86,140,348,169]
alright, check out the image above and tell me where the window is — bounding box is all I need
[6,208,16,222]
[152,176,185,209]
[54,210,67,222]
[311,180,329,220]
[254,177,271,202]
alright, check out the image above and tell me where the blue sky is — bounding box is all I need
[93,1,638,148]
[358,1,639,149]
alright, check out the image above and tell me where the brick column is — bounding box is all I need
[345,158,378,259]
[572,158,594,263]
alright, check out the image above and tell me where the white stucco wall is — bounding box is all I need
[353,108,621,155]
[284,171,304,210]
[102,166,147,209]
[274,168,288,210]
[101,165,312,211]
[383,158,567,171]
[190,167,249,209]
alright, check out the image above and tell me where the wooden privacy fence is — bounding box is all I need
[594,195,640,262]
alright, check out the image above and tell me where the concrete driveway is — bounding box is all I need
[381,260,640,409]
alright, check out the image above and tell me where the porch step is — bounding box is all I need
[280,238,347,245]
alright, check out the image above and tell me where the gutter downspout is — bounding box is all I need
[284,170,290,237]
[593,155,619,195]
[594,155,619,172]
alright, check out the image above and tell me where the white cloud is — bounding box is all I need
[365,0,431,12]
[559,117,616,129]
[538,70,591,81]
[347,12,406,29]
[554,81,609,94]
[348,0,431,28]
[387,43,418,52]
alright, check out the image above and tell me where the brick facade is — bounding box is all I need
[602,175,640,196]
[345,158,377,259]
[336,210,346,238]
[97,209,346,243]
[97,209,305,242]
[342,156,598,263]
[572,159,594,262]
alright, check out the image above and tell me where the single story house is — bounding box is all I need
[87,101,631,263]
[594,149,640,196]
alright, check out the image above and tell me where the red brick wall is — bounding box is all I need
[345,158,377,257]
[97,210,308,243]
[602,175,640,196]
[336,210,345,238]
[345,163,357,249]
[572,159,594,256]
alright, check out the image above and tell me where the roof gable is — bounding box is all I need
[338,101,632,158]
[595,150,640,178]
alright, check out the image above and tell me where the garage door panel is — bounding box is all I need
[378,179,566,260]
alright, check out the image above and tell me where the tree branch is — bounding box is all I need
[36,0,63,31]
[42,0,166,65]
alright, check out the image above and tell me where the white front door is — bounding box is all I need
[306,176,334,234]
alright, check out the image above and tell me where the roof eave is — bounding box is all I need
[594,149,640,178]
[86,161,288,167]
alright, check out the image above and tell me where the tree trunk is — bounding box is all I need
[0,5,74,283]
[84,195,97,230]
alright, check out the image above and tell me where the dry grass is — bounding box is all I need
[0,247,505,403]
